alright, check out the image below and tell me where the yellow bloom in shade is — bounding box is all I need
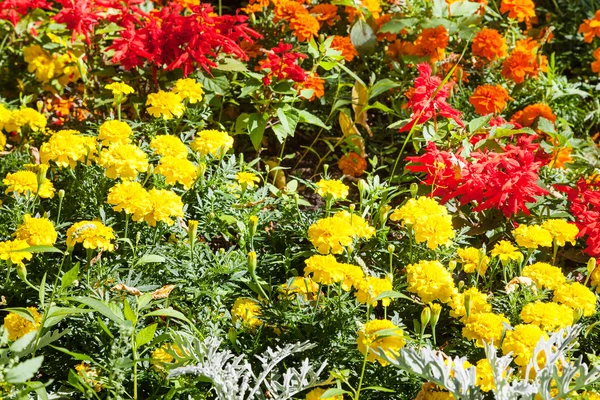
[236,171,260,188]
[513,224,553,249]
[105,82,134,96]
[6,108,46,132]
[591,265,600,294]
[0,103,12,131]
[462,312,510,347]
[490,240,523,265]
[475,359,498,392]
[315,179,349,200]
[522,262,566,290]
[98,143,148,180]
[144,189,184,227]
[304,254,345,285]
[307,211,375,254]
[520,301,574,332]
[0,131,6,150]
[23,45,55,83]
[553,282,597,317]
[15,215,57,246]
[357,319,405,366]
[191,130,234,157]
[155,156,197,189]
[502,324,548,366]
[406,260,457,304]
[390,197,454,249]
[3,307,42,341]
[98,120,133,146]
[231,298,262,330]
[107,181,151,222]
[354,276,393,307]
[146,90,185,119]
[66,221,115,251]
[340,263,365,291]
[456,247,489,275]
[449,287,492,321]
[75,362,102,392]
[173,78,204,104]
[305,388,342,400]
[40,130,97,169]
[151,343,183,368]
[0,239,33,266]
[3,170,55,198]
[540,219,579,247]
[279,277,319,301]
[414,382,455,399]
[150,135,188,158]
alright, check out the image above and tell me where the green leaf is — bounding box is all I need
[10,331,37,353]
[321,388,351,398]
[350,19,377,56]
[5,356,44,383]
[2,308,36,323]
[276,107,300,137]
[144,308,193,326]
[69,297,124,325]
[298,109,330,129]
[39,273,46,306]
[369,79,401,99]
[12,245,63,254]
[537,117,556,134]
[432,0,449,17]
[272,124,288,143]
[362,386,395,393]
[198,75,229,95]
[373,290,414,302]
[61,263,79,290]
[123,298,136,323]
[216,58,248,72]
[51,345,93,361]
[136,323,158,348]
[247,112,268,151]
[467,115,492,134]
[44,307,92,328]
[379,18,418,34]
[135,254,165,265]
[449,1,481,16]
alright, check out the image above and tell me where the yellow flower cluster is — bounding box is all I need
[0,106,47,133]
[146,90,186,120]
[3,170,55,198]
[462,312,510,347]
[0,239,33,266]
[475,359,497,392]
[522,262,566,290]
[150,135,189,158]
[513,224,552,249]
[2,307,42,341]
[307,210,375,254]
[105,82,134,96]
[173,78,204,104]
[23,45,81,85]
[456,247,489,275]
[490,240,523,265]
[354,276,393,307]
[40,130,97,169]
[145,188,185,227]
[304,254,349,285]
[519,301,574,332]
[279,277,319,301]
[98,120,133,146]
[390,196,454,249]
[406,260,457,303]
[540,219,579,246]
[502,324,548,366]
[356,319,405,366]
[191,129,234,157]
[315,178,349,200]
[305,388,342,400]
[107,181,152,222]
[15,215,58,246]
[449,287,492,321]
[66,221,115,251]
[553,282,597,317]
[236,171,260,188]
[155,156,197,189]
[231,298,262,330]
[98,143,148,180]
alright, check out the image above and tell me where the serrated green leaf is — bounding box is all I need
[61,263,79,290]
[5,356,44,383]
[69,297,124,325]
[136,323,157,347]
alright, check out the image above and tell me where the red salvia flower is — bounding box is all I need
[53,0,101,44]
[0,0,51,25]
[258,42,307,85]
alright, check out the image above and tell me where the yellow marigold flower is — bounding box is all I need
[75,362,102,392]
[40,130,97,169]
[553,282,597,317]
[3,170,55,198]
[354,276,393,307]
[144,189,184,227]
[107,181,151,222]
[304,254,345,285]
[98,143,148,180]
[231,298,262,330]
[475,359,498,392]
[522,262,566,290]
[146,90,185,120]
[3,307,41,341]
[462,312,510,347]
[315,178,349,200]
[236,171,260,188]
[0,103,12,132]
[105,82,134,96]
[502,324,547,366]
[191,129,234,157]
[591,265,600,294]
[0,239,33,266]
[449,287,491,321]
[540,219,579,247]
[279,277,319,301]
[520,301,574,332]
[24,45,55,83]
[66,221,115,251]
[490,240,523,265]
[6,108,47,133]
[414,382,455,399]
[155,156,197,189]
[339,263,365,291]
[306,388,342,400]
[98,120,133,146]
[390,197,454,249]
[357,319,405,366]
[307,211,374,254]
[406,260,457,304]
[173,78,204,104]
[15,215,57,246]
[150,135,188,158]
[335,210,376,239]
[456,247,489,275]
[151,343,183,368]
[513,224,552,249]
[54,52,82,85]
[0,131,6,150]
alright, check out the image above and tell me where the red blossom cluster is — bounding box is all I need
[400,63,464,132]
[258,42,307,86]
[0,0,51,26]
[556,179,600,257]
[406,136,549,218]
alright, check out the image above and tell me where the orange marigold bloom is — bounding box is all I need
[500,0,536,22]
[298,73,325,101]
[579,10,600,43]
[376,14,396,42]
[414,26,449,62]
[501,39,546,84]
[290,13,320,42]
[345,0,382,22]
[386,39,417,59]
[274,0,307,23]
[242,3,266,14]
[550,146,572,169]
[338,152,367,177]
[331,35,358,62]
[510,103,556,127]
[592,48,600,74]
[469,85,511,115]
[472,28,508,61]
[310,4,339,27]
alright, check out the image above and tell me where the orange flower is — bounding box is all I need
[338,152,367,177]
[331,35,358,62]
[345,0,382,22]
[592,48,600,74]
[501,39,546,84]
[579,10,600,43]
[414,26,449,62]
[510,103,556,127]
[550,146,572,169]
[472,28,508,61]
[500,0,535,22]
[469,85,511,115]
[290,13,320,42]
[376,14,396,42]
[274,0,307,23]
[310,4,339,27]
[298,73,325,101]
[386,39,417,59]
[242,2,266,14]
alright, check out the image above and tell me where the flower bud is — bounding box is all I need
[248,251,257,274]
[58,189,65,200]
[249,215,258,238]
[16,264,27,283]
[421,306,431,329]
[349,204,355,212]
[197,162,207,179]
[410,183,419,198]
[458,280,465,291]
[448,260,457,272]
[357,179,369,194]
[228,327,237,345]
[573,308,584,323]
[587,258,597,275]
[187,220,198,244]
[464,293,473,318]
[387,244,395,254]
[429,303,442,328]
